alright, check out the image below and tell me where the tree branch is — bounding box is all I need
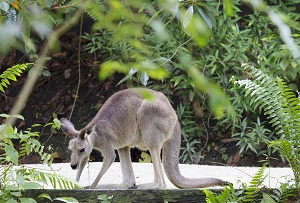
[5,0,91,129]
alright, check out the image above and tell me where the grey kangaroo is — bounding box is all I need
[60,88,227,189]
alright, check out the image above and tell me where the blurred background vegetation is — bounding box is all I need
[0,0,300,167]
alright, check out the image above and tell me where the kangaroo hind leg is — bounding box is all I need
[138,121,168,189]
[137,100,175,189]
[150,146,166,188]
[117,147,136,188]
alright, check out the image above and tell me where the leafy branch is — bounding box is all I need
[4,0,91,131]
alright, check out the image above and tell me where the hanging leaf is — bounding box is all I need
[183,6,193,29]
[197,7,212,29]
[140,72,149,86]
[116,68,138,86]
[21,182,43,190]
[0,1,10,12]
[5,145,18,165]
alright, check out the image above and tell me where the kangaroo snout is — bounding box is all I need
[71,164,78,170]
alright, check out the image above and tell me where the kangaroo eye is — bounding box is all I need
[79,148,85,153]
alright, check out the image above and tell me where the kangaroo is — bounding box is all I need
[60,88,227,189]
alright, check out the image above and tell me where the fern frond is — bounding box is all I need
[0,63,33,92]
[24,168,82,189]
[269,140,300,184]
[85,0,108,29]
[204,184,237,203]
[240,165,267,202]
[233,66,300,186]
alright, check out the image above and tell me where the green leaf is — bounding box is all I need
[223,0,233,16]
[20,198,37,203]
[5,145,18,165]
[99,61,128,80]
[54,197,79,203]
[10,191,22,197]
[44,0,56,8]
[197,7,212,29]
[116,68,137,86]
[11,114,25,120]
[21,182,43,190]
[0,1,10,12]
[6,198,18,203]
[53,118,61,129]
[5,185,20,191]
[140,72,149,86]
[0,63,31,92]
[184,63,234,119]
[183,6,194,29]
[260,193,276,203]
[0,113,9,118]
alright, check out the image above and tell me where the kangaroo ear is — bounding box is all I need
[60,118,79,138]
[78,124,95,140]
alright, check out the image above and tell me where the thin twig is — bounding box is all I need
[50,0,63,10]
[200,116,209,151]
[69,15,83,120]
[159,37,193,67]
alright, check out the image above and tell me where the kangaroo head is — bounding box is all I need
[60,118,94,170]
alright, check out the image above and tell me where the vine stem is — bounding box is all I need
[3,1,91,133]
[69,15,83,120]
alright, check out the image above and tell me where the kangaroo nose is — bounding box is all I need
[71,164,78,170]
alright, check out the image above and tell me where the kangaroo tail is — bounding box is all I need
[162,122,227,188]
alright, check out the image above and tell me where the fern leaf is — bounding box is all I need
[26,168,81,189]
[0,63,33,92]
[241,165,267,202]
[234,66,300,186]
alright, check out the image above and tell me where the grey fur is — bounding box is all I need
[60,88,227,189]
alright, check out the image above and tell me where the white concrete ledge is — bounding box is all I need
[22,162,293,189]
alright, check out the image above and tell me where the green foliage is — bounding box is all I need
[80,0,239,165]
[82,0,300,163]
[39,193,79,203]
[204,166,272,203]
[0,0,56,56]
[176,103,202,163]
[83,0,234,118]
[97,194,113,203]
[0,115,81,203]
[233,66,300,187]
[241,165,267,202]
[204,183,237,203]
[232,117,273,155]
[0,63,32,92]
[205,165,299,202]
